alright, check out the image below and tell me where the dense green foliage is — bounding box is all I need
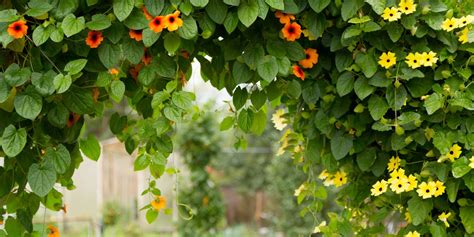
[0,0,473,236]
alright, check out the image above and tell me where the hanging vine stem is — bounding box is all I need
[24,35,62,74]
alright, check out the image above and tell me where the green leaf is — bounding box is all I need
[151,91,170,109]
[164,33,181,54]
[178,16,198,40]
[206,0,228,24]
[354,77,375,100]
[224,0,240,6]
[142,28,160,47]
[163,106,181,121]
[287,80,301,98]
[220,116,234,131]
[53,74,72,94]
[452,157,471,178]
[364,0,386,14]
[14,89,42,120]
[356,148,376,171]
[64,59,88,75]
[5,64,31,87]
[61,14,85,37]
[407,196,433,225]
[109,113,127,134]
[464,173,474,192]
[123,39,144,64]
[265,0,284,10]
[144,0,164,15]
[86,14,112,30]
[0,78,10,103]
[251,90,266,110]
[342,25,362,39]
[355,52,377,78]
[238,0,259,27]
[124,9,149,29]
[0,9,19,22]
[5,218,23,237]
[341,0,364,21]
[232,61,253,84]
[308,0,331,13]
[134,154,150,171]
[156,55,177,78]
[63,87,94,114]
[138,66,157,86]
[430,223,447,237]
[386,23,404,42]
[251,109,266,135]
[224,11,239,34]
[44,145,71,174]
[331,132,353,160]
[336,72,354,96]
[305,13,326,40]
[386,85,407,110]
[446,179,459,203]
[1,125,27,157]
[172,91,195,110]
[190,0,209,7]
[80,135,101,161]
[47,104,69,128]
[26,1,53,17]
[99,43,121,68]
[110,80,125,103]
[257,55,278,82]
[27,163,56,197]
[233,87,248,110]
[460,206,474,234]
[424,93,444,115]
[146,209,158,223]
[113,0,135,21]
[238,109,254,132]
[32,25,53,46]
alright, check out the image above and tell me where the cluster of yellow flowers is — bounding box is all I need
[441,15,473,44]
[378,51,438,69]
[470,156,474,169]
[405,231,420,237]
[381,0,417,22]
[318,169,348,187]
[272,109,287,131]
[441,15,474,44]
[371,156,446,199]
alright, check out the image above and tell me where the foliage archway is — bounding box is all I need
[0,0,474,236]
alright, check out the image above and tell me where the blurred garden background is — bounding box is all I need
[30,62,337,237]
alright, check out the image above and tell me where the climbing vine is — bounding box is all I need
[0,0,474,236]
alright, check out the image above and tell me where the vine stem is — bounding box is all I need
[24,35,62,74]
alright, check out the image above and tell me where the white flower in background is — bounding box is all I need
[294,183,306,196]
[313,221,327,233]
[272,109,287,130]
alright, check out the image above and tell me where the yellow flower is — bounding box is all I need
[458,16,471,28]
[459,27,469,44]
[333,171,348,187]
[387,156,401,172]
[405,231,420,237]
[323,176,334,186]
[405,211,412,223]
[388,168,406,182]
[371,180,388,196]
[469,156,474,169]
[434,180,445,197]
[150,195,167,211]
[318,169,330,180]
[294,184,306,196]
[272,109,287,131]
[446,144,462,162]
[378,52,397,69]
[438,212,451,227]
[277,130,290,156]
[390,176,409,193]
[416,181,436,199]
[405,52,423,69]
[405,174,418,191]
[399,0,417,14]
[382,7,402,22]
[441,18,459,32]
[421,51,438,67]
[313,221,326,233]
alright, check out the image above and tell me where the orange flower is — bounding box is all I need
[275,11,295,24]
[282,22,301,41]
[165,11,183,31]
[129,29,143,41]
[150,196,166,211]
[149,16,167,33]
[67,113,81,128]
[142,7,154,21]
[7,20,28,39]
[108,68,119,75]
[299,48,319,69]
[292,65,305,80]
[85,31,103,48]
[47,225,60,237]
